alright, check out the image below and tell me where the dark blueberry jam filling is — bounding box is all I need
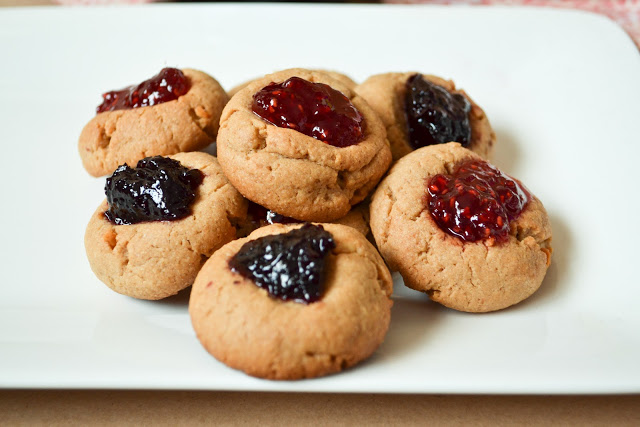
[229,224,336,304]
[104,156,204,225]
[96,68,191,114]
[426,160,530,244]
[252,76,365,148]
[405,74,471,149]
[247,201,299,229]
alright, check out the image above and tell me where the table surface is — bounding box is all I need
[0,391,639,425]
[1,1,639,424]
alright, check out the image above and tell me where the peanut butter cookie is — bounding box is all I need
[217,68,391,222]
[370,143,551,312]
[189,223,393,379]
[85,152,247,300]
[356,72,495,161]
[227,69,357,98]
[79,68,229,177]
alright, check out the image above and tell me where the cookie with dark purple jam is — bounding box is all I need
[355,72,495,161]
[104,156,203,225]
[237,200,371,239]
[85,152,248,300]
[229,223,335,304]
[190,223,393,380]
[405,74,471,150]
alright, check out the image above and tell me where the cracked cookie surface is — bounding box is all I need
[356,72,495,162]
[84,152,248,300]
[370,143,552,313]
[217,68,391,222]
[78,69,229,177]
[189,223,393,380]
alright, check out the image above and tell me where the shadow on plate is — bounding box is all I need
[147,286,192,307]
[372,290,445,361]
[200,141,217,157]
[507,210,572,310]
[491,127,520,174]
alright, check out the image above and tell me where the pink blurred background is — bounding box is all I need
[47,0,640,49]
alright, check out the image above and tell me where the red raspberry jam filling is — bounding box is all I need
[252,76,365,148]
[426,160,530,244]
[96,67,191,114]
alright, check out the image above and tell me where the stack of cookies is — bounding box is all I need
[80,66,552,380]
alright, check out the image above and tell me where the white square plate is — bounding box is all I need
[1,4,639,393]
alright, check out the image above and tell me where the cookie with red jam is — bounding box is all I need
[370,143,552,312]
[189,223,393,380]
[356,72,495,162]
[216,68,391,222]
[227,69,357,98]
[79,68,229,177]
[84,152,247,300]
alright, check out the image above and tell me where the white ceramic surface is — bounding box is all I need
[0,4,639,393]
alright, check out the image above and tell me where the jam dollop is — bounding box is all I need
[104,156,204,225]
[96,67,191,114]
[405,74,471,149]
[229,224,336,304]
[247,201,299,229]
[426,160,530,244]
[252,76,365,148]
